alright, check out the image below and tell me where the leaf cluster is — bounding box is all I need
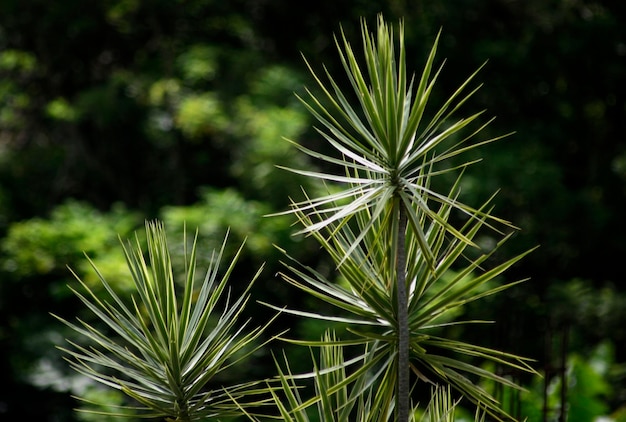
[55,221,274,420]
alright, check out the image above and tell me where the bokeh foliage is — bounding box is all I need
[0,0,625,420]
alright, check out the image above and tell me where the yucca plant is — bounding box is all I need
[270,14,537,422]
[237,331,483,422]
[55,221,274,421]
[236,332,470,422]
[421,385,486,422]
[236,330,392,422]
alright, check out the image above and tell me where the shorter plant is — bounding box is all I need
[238,331,481,422]
[55,221,274,421]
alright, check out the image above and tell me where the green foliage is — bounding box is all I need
[515,342,617,422]
[46,97,81,122]
[1,200,138,291]
[230,91,311,204]
[160,187,298,266]
[176,45,219,84]
[0,49,37,72]
[176,92,228,139]
[0,49,36,129]
[566,353,611,421]
[76,386,137,421]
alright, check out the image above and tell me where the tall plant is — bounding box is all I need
[270,15,536,421]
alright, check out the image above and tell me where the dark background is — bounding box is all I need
[0,0,624,420]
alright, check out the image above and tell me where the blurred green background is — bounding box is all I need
[0,0,625,420]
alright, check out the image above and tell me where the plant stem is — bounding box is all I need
[397,204,409,422]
